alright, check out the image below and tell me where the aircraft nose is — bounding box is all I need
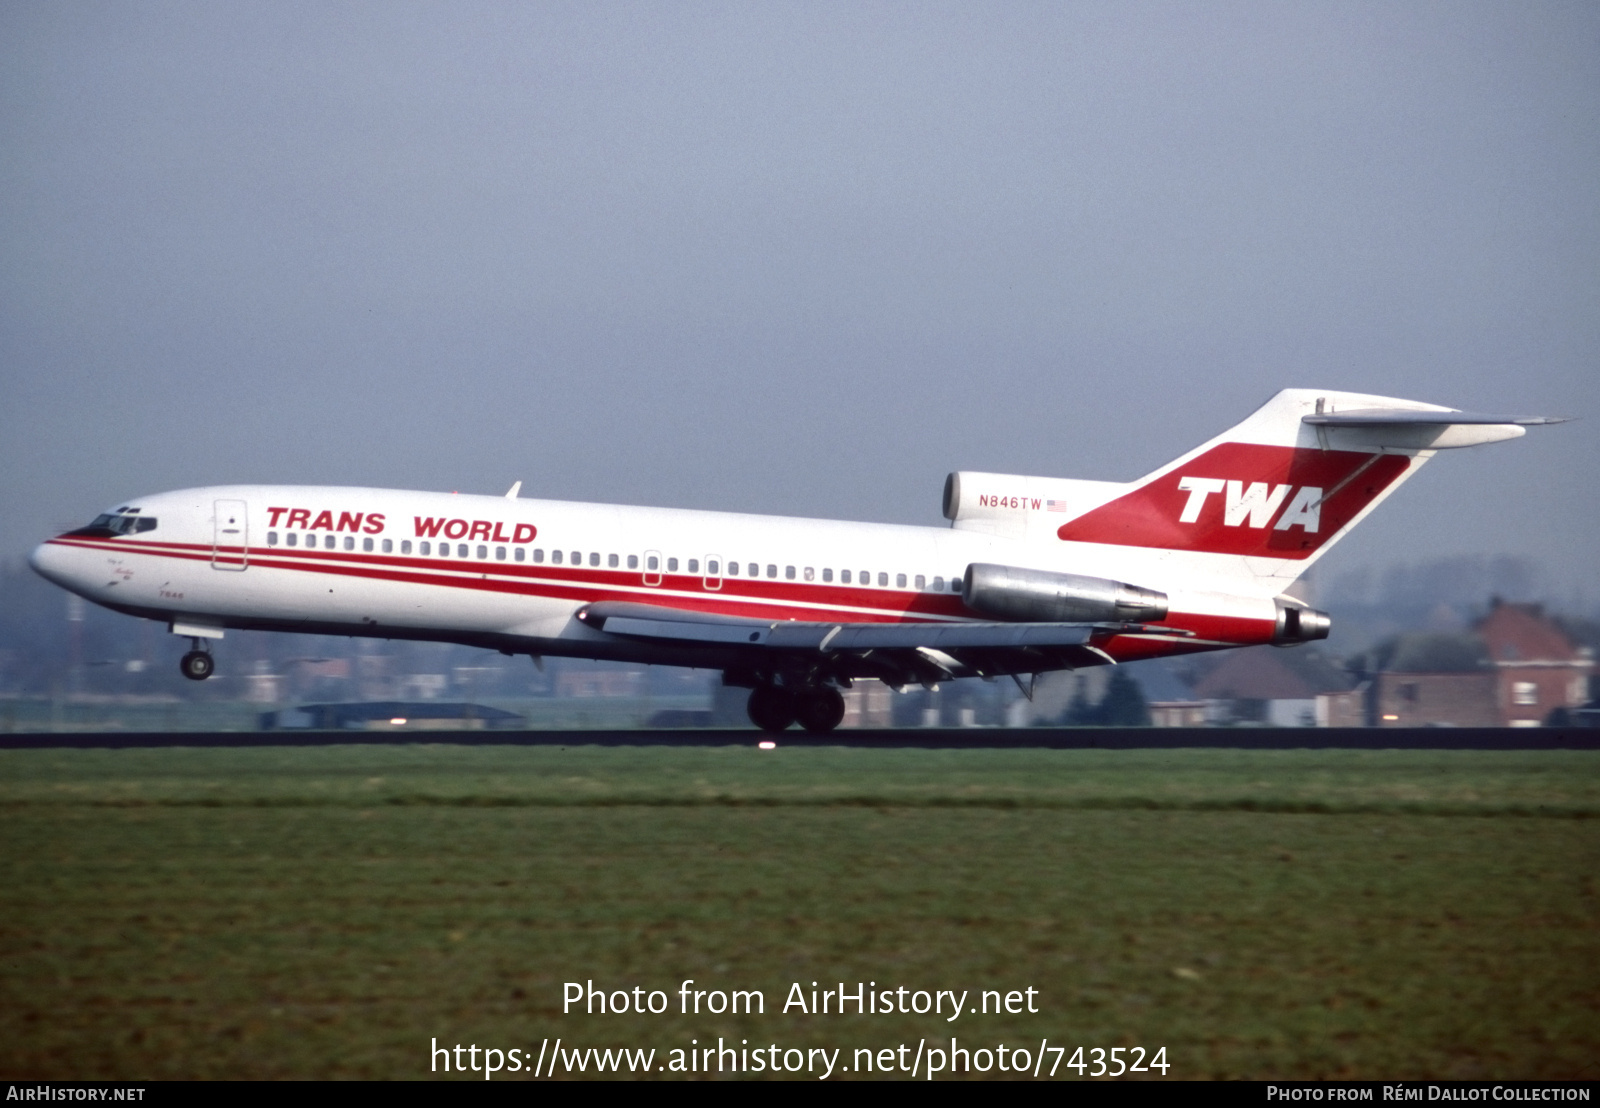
[29,539,75,588]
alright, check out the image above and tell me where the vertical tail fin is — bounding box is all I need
[1054,389,1542,579]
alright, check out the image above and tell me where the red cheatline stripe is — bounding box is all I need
[45,536,1278,642]
[45,536,973,625]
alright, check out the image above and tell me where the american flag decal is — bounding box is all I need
[1046,499,1068,512]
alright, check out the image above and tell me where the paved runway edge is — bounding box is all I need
[1,727,1596,750]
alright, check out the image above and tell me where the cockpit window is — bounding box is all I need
[67,513,158,538]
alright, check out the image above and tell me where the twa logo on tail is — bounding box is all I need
[1176,477,1323,532]
[1056,443,1412,559]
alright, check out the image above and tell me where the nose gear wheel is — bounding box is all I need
[179,650,214,681]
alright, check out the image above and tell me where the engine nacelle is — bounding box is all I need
[962,563,1168,624]
[1273,599,1332,645]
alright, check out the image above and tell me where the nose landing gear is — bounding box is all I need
[746,685,845,734]
[179,641,214,681]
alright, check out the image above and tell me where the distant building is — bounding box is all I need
[1188,647,1356,727]
[1372,672,1500,728]
[841,679,894,728]
[555,668,645,698]
[1366,600,1594,727]
[1315,686,1368,728]
[1148,700,1207,728]
[260,701,524,731]
[1476,600,1595,727]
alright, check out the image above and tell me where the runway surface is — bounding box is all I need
[2,727,1596,750]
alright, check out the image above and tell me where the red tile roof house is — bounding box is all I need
[1475,600,1595,727]
[1368,601,1594,727]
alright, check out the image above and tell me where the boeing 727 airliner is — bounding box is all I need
[30,389,1563,732]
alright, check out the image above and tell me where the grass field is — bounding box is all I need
[1,744,1596,1080]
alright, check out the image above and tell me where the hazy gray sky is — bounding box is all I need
[3,2,1596,597]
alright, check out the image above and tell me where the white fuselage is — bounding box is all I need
[30,484,1280,667]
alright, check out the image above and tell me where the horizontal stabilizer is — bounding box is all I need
[1303,409,1568,427]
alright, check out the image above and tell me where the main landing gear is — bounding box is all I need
[179,641,214,681]
[747,685,846,734]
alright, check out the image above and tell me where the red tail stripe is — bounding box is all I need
[1057,443,1410,559]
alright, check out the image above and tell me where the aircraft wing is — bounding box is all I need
[574,601,1188,686]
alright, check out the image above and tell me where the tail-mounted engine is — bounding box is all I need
[1273,598,1331,645]
[962,563,1168,624]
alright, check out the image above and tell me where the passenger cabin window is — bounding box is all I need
[534,548,545,563]
[286,533,298,547]
[627,554,638,569]
[514,548,524,562]
[344,537,354,551]
[268,531,278,546]
[364,537,374,552]
[841,570,851,584]
[477,545,487,559]
[688,559,699,573]
[727,561,739,576]
[589,552,599,567]
[570,551,580,564]
[766,565,777,579]
[399,540,410,554]
[785,566,796,580]
[708,559,719,575]
[419,541,430,555]
[647,555,659,571]
[915,575,925,590]
[822,568,833,582]
[667,557,679,572]
[804,567,814,582]
[608,553,618,568]
[932,576,943,591]
[553,550,563,565]
[896,573,906,588]
[878,572,889,587]
[458,544,469,558]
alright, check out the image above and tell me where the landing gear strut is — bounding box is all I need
[179,643,214,681]
[746,685,845,733]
